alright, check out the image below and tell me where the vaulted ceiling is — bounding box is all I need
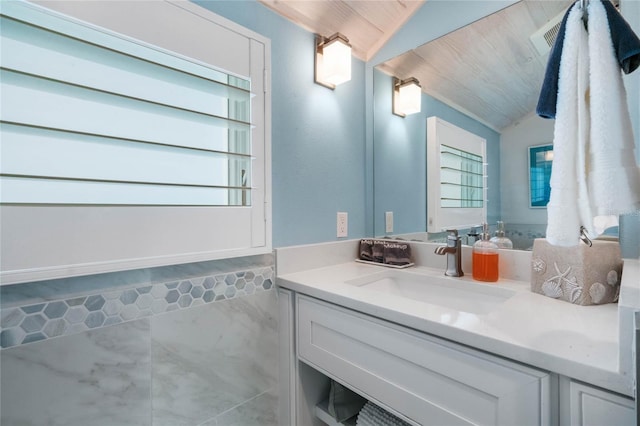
[258,0,425,61]
[259,0,575,131]
[377,0,572,130]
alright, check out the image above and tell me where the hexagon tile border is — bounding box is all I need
[0,266,274,349]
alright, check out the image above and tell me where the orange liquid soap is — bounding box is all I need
[472,251,499,282]
[472,223,500,282]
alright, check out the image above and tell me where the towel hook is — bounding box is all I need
[579,226,593,247]
[579,0,589,27]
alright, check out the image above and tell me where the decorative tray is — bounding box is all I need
[355,259,414,269]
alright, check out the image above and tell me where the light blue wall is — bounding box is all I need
[373,70,500,236]
[193,1,367,248]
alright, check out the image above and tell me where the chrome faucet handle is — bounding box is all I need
[446,229,460,246]
[441,229,463,277]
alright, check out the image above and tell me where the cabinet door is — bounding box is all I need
[297,295,550,426]
[569,381,635,426]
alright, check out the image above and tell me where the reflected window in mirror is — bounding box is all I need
[528,144,553,208]
[427,117,486,233]
[441,145,484,208]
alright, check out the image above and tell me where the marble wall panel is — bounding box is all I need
[151,289,278,426]
[215,388,279,426]
[0,319,152,426]
[1,254,278,426]
[1,266,274,349]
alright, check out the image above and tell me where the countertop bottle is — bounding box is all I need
[473,223,499,282]
[466,226,480,246]
[490,221,513,249]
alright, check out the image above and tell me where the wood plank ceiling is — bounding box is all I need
[377,0,572,130]
[258,0,425,61]
[260,0,576,130]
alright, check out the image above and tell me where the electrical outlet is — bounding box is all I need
[337,212,348,238]
[385,211,394,233]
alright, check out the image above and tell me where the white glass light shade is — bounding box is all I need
[393,78,421,117]
[315,33,351,89]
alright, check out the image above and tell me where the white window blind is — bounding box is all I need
[427,116,486,233]
[0,1,271,284]
[440,145,484,208]
[1,6,253,206]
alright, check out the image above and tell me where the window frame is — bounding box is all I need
[0,0,272,285]
[426,116,487,233]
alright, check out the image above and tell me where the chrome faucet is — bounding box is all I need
[435,229,464,277]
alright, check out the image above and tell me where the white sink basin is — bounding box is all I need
[346,269,515,315]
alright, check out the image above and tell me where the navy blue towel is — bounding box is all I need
[535,3,574,119]
[603,0,640,74]
[536,0,640,119]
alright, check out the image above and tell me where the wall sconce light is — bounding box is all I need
[315,33,352,89]
[393,77,422,117]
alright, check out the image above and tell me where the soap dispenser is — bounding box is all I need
[490,221,513,249]
[466,226,480,245]
[473,223,499,282]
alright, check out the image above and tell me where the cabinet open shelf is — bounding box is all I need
[315,399,358,426]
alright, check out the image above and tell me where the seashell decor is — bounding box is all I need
[530,239,623,306]
[589,282,607,304]
[542,280,563,298]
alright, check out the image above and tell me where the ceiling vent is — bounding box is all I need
[530,11,565,56]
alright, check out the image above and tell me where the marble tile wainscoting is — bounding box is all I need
[0,254,279,426]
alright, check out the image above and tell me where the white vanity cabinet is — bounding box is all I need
[562,380,635,426]
[294,294,551,425]
[277,246,639,426]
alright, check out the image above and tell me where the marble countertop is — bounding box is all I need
[276,240,638,397]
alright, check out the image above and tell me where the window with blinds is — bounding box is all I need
[1,7,252,207]
[440,145,484,208]
[0,1,271,284]
[427,116,486,233]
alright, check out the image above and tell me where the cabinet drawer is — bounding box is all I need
[297,295,550,426]
[568,381,635,425]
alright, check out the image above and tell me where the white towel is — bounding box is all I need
[547,3,591,246]
[588,0,640,218]
[546,0,640,246]
[355,401,410,426]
